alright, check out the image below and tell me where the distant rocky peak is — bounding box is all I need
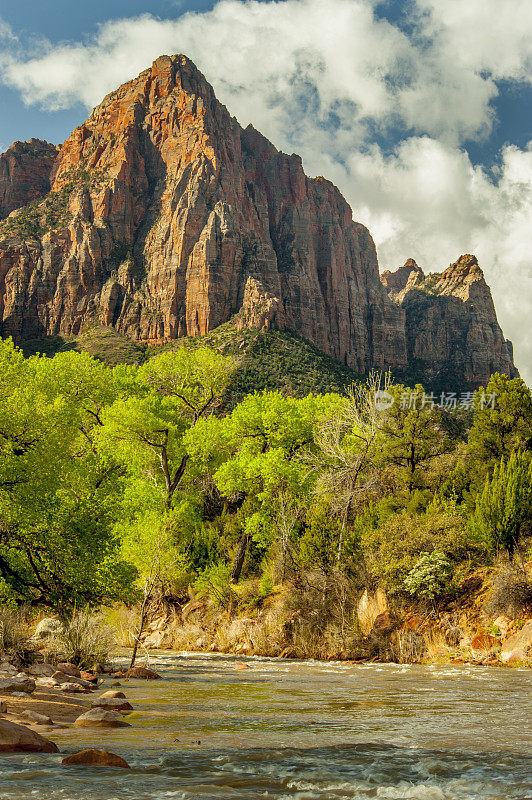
[0,55,518,390]
[0,139,58,220]
[380,258,425,300]
[434,254,492,304]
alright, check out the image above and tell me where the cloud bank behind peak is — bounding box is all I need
[0,0,531,383]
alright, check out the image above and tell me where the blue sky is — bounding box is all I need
[0,0,531,381]
[1,0,530,163]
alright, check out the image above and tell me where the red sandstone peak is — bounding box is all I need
[0,55,518,388]
[440,253,484,283]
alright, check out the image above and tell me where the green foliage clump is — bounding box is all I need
[1,329,530,650]
[194,563,234,608]
[468,374,532,467]
[299,502,343,576]
[471,451,532,556]
[150,325,359,407]
[361,508,469,595]
[404,551,453,601]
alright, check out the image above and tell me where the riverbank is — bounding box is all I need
[131,567,532,667]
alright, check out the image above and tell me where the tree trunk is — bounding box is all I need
[129,593,150,670]
[230,533,250,583]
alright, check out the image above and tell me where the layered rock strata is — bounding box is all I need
[0,55,517,387]
[381,255,518,388]
[0,139,58,220]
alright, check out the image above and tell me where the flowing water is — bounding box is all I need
[1,653,531,799]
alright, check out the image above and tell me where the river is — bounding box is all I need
[1,652,531,799]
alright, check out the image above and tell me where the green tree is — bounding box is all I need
[468,374,532,466]
[379,384,454,492]
[97,347,236,510]
[471,451,532,557]
[299,501,341,577]
[307,374,390,563]
[0,341,133,609]
[187,391,343,581]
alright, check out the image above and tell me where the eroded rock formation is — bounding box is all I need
[381,255,518,389]
[0,55,518,388]
[0,139,58,220]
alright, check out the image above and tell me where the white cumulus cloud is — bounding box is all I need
[0,0,530,381]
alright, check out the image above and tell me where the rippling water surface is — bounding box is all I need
[1,653,531,799]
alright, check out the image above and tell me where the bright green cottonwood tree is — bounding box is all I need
[0,341,134,609]
[187,390,344,581]
[97,347,236,512]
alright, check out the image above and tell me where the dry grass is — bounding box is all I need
[105,605,138,648]
[391,630,426,663]
[47,609,114,669]
[423,630,452,664]
[0,607,32,662]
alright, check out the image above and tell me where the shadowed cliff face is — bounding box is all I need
[381,255,518,389]
[0,139,58,220]
[0,55,518,387]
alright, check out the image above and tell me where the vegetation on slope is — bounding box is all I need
[1,333,531,664]
[22,322,360,404]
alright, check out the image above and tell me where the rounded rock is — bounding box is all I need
[74,708,132,728]
[0,719,58,752]
[62,749,131,768]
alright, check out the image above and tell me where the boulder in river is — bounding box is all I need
[0,675,36,695]
[100,690,126,699]
[58,682,92,694]
[80,671,99,683]
[91,697,133,713]
[21,710,54,725]
[29,663,57,677]
[500,620,532,664]
[52,672,95,690]
[0,719,58,752]
[56,663,81,678]
[0,662,18,676]
[126,666,161,679]
[62,748,130,768]
[74,708,132,728]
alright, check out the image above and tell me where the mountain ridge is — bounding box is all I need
[0,53,518,390]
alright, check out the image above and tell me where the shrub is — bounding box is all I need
[299,503,342,576]
[194,563,235,608]
[259,571,274,599]
[0,607,31,662]
[404,552,453,601]
[471,451,532,556]
[48,609,114,669]
[485,564,532,618]
[361,509,470,595]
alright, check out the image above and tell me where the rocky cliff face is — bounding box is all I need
[0,139,58,220]
[0,55,517,388]
[381,255,518,389]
